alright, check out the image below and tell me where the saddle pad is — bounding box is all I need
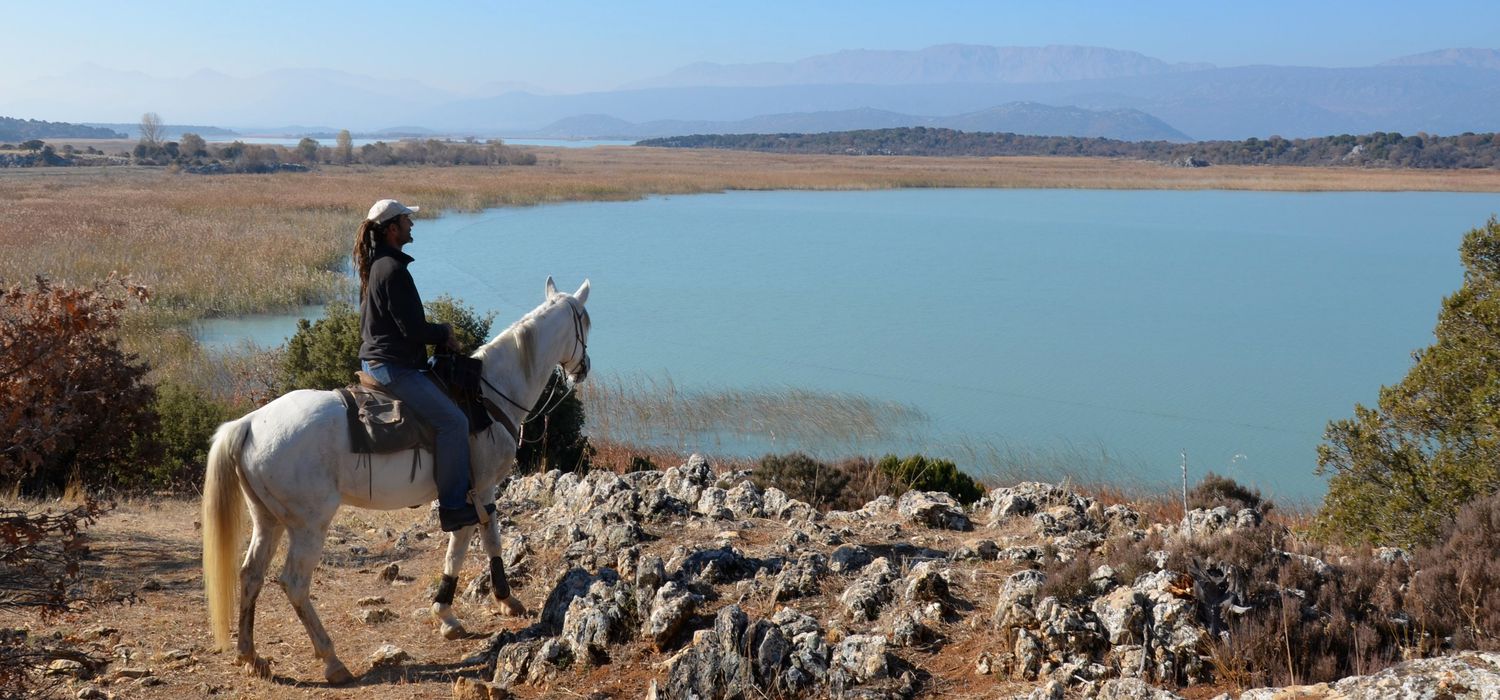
[334,386,434,454]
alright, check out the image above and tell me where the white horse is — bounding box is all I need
[202,277,591,684]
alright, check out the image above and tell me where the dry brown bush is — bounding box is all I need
[0,277,156,493]
[1408,490,1500,651]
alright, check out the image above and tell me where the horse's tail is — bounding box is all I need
[202,416,251,653]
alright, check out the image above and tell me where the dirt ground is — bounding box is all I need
[4,498,518,698]
[4,496,1063,699]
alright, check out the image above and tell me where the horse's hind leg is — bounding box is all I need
[279,527,354,685]
[478,519,526,616]
[236,504,283,677]
[432,525,476,639]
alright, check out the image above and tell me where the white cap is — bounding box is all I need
[366,199,419,224]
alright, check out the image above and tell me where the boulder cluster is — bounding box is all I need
[435,457,1474,699]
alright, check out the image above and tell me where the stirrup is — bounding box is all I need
[470,490,491,525]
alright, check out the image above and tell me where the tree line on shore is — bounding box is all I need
[641,128,1500,169]
[1,113,536,172]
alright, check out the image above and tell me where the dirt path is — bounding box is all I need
[4,498,541,699]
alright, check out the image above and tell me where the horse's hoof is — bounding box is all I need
[238,654,272,678]
[440,621,467,640]
[325,660,355,685]
[496,595,528,617]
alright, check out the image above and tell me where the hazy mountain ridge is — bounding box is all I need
[525,102,1190,142]
[629,44,1215,88]
[4,46,1498,140]
[1380,48,1500,70]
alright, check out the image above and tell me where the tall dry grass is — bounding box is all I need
[578,372,927,454]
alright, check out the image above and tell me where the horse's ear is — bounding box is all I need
[574,279,590,305]
[545,276,557,299]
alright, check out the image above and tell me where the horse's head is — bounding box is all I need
[545,276,591,383]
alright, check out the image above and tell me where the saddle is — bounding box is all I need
[334,355,504,455]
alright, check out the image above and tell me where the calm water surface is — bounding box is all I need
[200,189,1500,499]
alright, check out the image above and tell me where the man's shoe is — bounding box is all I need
[438,507,481,532]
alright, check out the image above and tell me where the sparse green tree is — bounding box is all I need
[1317,217,1500,547]
[178,132,207,159]
[296,137,320,163]
[335,129,354,164]
[19,139,43,152]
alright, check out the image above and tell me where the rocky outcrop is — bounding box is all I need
[1224,651,1500,700]
[460,457,1457,699]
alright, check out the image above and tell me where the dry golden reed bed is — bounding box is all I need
[6,146,1500,328]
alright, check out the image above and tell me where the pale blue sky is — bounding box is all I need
[4,0,1497,93]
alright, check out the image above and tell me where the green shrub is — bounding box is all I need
[751,452,849,510]
[278,296,495,392]
[134,381,229,489]
[516,369,593,475]
[278,300,361,391]
[876,453,985,505]
[1189,472,1269,512]
[627,455,658,473]
[424,294,496,355]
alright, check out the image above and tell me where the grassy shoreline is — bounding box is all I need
[8,148,1500,323]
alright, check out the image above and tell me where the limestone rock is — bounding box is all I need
[1096,677,1184,699]
[367,643,411,667]
[897,490,972,530]
[831,634,889,684]
[559,576,633,664]
[952,538,1000,561]
[773,550,828,601]
[841,557,897,621]
[646,581,700,650]
[1237,651,1500,700]
[902,561,951,605]
[453,676,511,699]
[830,544,875,574]
[724,481,765,518]
[357,608,397,624]
[47,659,86,677]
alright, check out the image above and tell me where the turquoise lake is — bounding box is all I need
[199,189,1500,500]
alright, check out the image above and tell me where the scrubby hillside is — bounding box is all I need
[8,456,1496,699]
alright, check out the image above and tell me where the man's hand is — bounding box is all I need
[442,323,461,352]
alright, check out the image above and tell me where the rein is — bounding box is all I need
[478,297,589,446]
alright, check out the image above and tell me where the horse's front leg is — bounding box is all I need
[478,515,526,616]
[432,525,476,640]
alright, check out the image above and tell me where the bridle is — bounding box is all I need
[477,297,590,445]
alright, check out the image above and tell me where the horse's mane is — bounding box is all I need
[477,298,561,382]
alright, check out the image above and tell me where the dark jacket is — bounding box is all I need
[359,244,449,368]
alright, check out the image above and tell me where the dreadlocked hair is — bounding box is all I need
[353,219,385,299]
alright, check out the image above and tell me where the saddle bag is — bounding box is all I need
[335,385,434,454]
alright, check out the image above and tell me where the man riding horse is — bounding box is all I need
[353,199,483,532]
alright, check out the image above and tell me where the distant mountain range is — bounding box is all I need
[626,45,1215,88]
[4,46,1499,141]
[522,103,1190,142]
